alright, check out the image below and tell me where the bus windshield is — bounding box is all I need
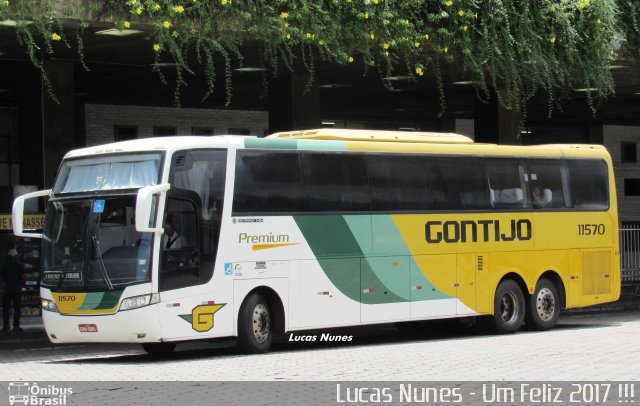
[41,196,153,290]
[53,152,163,194]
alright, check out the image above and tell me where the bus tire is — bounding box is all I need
[490,279,525,334]
[526,278,560,330]
[142,342,176,355]
[237,292,272,354]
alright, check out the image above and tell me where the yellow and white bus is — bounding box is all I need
[13,129,620,354]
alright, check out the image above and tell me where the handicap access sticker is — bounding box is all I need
[224,263,233,276]
[93,200,105,213]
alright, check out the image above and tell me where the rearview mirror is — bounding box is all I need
[135,183,170,233]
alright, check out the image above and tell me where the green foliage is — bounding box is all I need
[0,0,631,113]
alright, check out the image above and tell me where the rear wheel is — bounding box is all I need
[237,292,272,354]
[489,279,525,334]
[526,278,560,330]
[142,342,176,355]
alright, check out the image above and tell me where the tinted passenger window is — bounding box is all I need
[487,159,527,209]
[528,160,568,209]
[233,151,303,213]
[442,158,490,210]
[568,160,608,209]
[368,155,447,211]
[301,153,370,212]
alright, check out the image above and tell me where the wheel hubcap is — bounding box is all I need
[500,291,520,325]
[252,303,270,344]
[535,288,556,321]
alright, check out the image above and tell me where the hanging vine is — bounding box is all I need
[0,0,632,114]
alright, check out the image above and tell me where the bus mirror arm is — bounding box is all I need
[12,189,51,239]
[136,183,171,233]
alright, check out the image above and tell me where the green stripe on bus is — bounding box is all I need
[297,140,346,151]
[244,138,299,150]
[78,292,104,310]
[372,216,450,300]
[294,215,407,303]
[78,290,123,310]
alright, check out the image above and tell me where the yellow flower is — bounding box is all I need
[370,33,375,40]
[596,18,602,24]
[154,4,161,10]
[129,0,137,4]
[363,12,369,19]
[463,25,468,31]
[445,0,453,6]
[443,47,448,53]
[286,33,291,39]
[284,22,289,28]
[415,67,424,76]
[319,39,325,46]
[221,0,228,4]
[279,12,289,19]
[163,20,172,29]
[306,32,313,39]
[424,34,429,40]
[174,5,184,13]
[458,10,464,16]
[135,7,142,14]
[384,51,389,57]
[550,36,556,43]
[51,32,61,41]
[348,56,354,63]
[123,21,131,28]
[153,43,161,52]
[414,42,420,48]
[383,43,389,49]
[403,19,409,25]
[373,0,379,4]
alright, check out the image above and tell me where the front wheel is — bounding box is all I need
[489,279,525,334]
[526,278,560,330]
[237,292,272,354]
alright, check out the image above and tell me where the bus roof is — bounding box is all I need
[62,132,610,161]
[268,128,474,144]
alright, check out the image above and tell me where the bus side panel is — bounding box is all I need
[293,258,360,329]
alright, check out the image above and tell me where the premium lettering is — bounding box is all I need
[238,232,290,244]
[425,219,532,243]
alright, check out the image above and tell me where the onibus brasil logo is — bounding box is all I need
[8,382,72,405]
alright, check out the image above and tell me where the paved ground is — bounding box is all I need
[1,309,638,382]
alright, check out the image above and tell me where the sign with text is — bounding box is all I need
[0,214,45,231]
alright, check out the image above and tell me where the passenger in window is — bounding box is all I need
[532,185,550,209]
[162,221,183,250]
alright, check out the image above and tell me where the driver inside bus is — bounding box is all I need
[162,221,183,250]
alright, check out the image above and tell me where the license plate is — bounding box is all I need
[78,324,98,332]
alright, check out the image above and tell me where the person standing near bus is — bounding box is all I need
[2,249,24,333]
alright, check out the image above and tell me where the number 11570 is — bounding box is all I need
[578,224,605,235]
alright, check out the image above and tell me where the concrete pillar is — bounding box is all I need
[268,73,320,134]
[14,63,44,188]
[474,90,522,145]
[42,60,75,187]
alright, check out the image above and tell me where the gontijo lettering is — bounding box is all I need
[425,219,532,243]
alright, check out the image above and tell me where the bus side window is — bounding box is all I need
[567,159,608,209]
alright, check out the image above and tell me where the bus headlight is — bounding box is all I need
[119,294,160,311]
[41,298,58,313]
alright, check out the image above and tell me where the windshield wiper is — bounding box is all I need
[92,235,114,291]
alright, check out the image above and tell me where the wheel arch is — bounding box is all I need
[495,272,528,312]
[238,286,286,335]
[537,270,566,309]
